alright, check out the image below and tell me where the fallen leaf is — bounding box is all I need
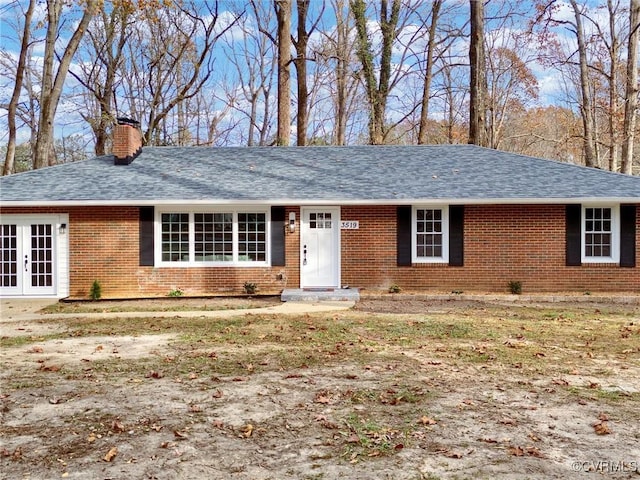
[598,412,609,421]
[212,420,224,429]
[111,420,125,432]
[241,424,254,438]
[443,450,463,459]
[314,391,331,404]
[212,390,223,399]
[147,371,163,379]
[419,416,437,425]
[95,345,103,352]
[552,378,569,386]
[150,424,163,432]
[593,421,611,435]
[189,372,198,380]
[479,438,498,443]
[508,446,525,456]
[346,434,360,444]
[87,433,97,443]
[189,404,202,413]
[103,447,118,462]
[11,447,22,460]
[39,364,60,372]
[173,430,188,439]
[525,446,545,458]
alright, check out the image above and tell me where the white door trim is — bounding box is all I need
[0,214,69,298]
[300,206,341,288]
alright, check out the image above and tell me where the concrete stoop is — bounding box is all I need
[281,288,360,302]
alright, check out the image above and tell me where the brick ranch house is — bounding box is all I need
[1,121,638,299]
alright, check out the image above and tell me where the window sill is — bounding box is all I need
[156,262,270,268]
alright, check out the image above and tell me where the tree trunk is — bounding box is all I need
[621,0,639,175]
[33,0,96,169]
[351,0,401,145]
[607,0,620,172]
[333,0,350,145]
[570,0,597,168]
[417,0,442,145]
[3,0,35,175]
[275,0,292,146]
[468,0,486,146]
[293,0,309,146]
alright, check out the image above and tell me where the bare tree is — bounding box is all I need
[225,1,277,146]
[313,0,359,145]
[119,1,238,146]
[70,3,132,155]
[3,0,35,175]
[33,0,97,169]
[292,0,323,146]
[569,0,598,168]
[417,0,443,145]
[275,0,292,145]
[351,0,401,145]
[468,0,487,146]
[621,0,639,174]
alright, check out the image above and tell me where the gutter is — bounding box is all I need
[1,197,639,208]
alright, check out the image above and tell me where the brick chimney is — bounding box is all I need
[113,117,142,165]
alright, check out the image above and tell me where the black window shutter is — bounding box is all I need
[271,206,286,266]
[449,205,464,266]
[566,204,582,266]
[397,206,412,266]
[139,206,155,266]
[620,204,636,268]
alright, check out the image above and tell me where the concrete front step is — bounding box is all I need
[281,288,360,302]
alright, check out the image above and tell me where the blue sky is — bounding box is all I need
[0,0,615,149]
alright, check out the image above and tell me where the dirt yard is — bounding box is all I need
[1,298,639,479]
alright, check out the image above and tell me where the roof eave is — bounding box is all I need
[1,197,638,208]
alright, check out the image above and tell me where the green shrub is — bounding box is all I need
[388,284,401,293]
[508,280,522,295]
[243,282,258,295]
[89,280,102,300]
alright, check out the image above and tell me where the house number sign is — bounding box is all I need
[340,221,359,229]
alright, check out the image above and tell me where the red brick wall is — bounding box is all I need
[341,204,639,293]
[2,204,637,297]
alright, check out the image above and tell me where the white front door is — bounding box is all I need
[300,207,340,288]
[1,216,65,297]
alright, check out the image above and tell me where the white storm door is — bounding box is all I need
[1,220,57,296]
[300,207,340,288]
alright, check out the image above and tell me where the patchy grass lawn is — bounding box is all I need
[1,300,639,479]
[39,296,280,314]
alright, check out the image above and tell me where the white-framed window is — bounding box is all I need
[157,209,269,266]
[582,205,620,263]
[412,206,449,263]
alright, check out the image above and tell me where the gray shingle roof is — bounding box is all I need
[1,145,639,205]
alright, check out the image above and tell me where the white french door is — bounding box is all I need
[1,217,61,296]
[300,207,340,288]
